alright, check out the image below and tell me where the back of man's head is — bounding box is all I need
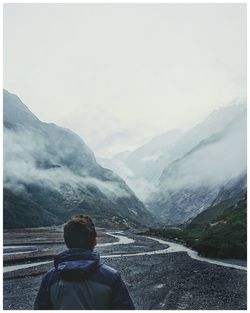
[64,214,97,250]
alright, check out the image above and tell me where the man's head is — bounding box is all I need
[64,214,97,250]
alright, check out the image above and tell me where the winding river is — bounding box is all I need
[3,232,247,273]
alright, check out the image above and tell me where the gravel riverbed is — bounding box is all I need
[3,230,247,310]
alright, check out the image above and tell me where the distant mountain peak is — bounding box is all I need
[3,89,40,127]
[3,89,153,228]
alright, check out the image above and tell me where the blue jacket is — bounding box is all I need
[34,249,135,310]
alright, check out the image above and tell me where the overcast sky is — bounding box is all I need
[4,3,246,157]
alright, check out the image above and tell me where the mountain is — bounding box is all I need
[99,103,246,219]
[98,153,157,203]
[98,153,135,186]
[146,192,247,260]
[98,130,183,202]
[121,104,244,186]
[125,130,183,182]
[186,193,247,259]
[167,103,246,161]
[149,103,247,224]
[3,89,153,228]
[185,190,246,235]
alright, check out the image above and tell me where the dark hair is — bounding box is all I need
[64,214,97,249]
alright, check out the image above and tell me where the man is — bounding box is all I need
[34,214,135,310]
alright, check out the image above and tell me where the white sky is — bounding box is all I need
[4,3,246,157]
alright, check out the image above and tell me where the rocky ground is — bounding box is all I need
[3,228,247,310]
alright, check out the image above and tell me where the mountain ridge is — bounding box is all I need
[3,89,154,228]
[151,102,246,223]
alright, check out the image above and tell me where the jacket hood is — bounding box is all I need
[54,249,100,280]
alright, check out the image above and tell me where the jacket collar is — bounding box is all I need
[54,248,100,269]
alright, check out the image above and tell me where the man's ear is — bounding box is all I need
[93,237,97,247]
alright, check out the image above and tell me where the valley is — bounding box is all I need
[3,227,247,310]
[3,90,247,310]
[3,4,247,311]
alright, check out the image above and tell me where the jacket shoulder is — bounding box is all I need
[42,267,60,288]
[100,264,118,275]
[91,263,120,287]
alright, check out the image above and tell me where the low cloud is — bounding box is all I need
[4,126,131,200]
[159,112,247,190]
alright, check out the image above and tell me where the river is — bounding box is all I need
[3,231,246,273]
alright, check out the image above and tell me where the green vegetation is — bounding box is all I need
[3,188,62,228]
[146,194,247,260]
[3,186,142,229]
[192,195,247,259]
